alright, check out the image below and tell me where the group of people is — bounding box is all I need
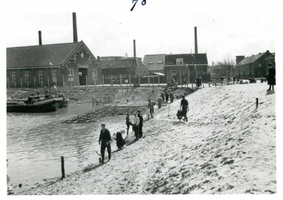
[157,92,174,109]
[126,110,144,139]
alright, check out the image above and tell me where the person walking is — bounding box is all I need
[126,113,131,135]
[133,113,140,140]
[148,99,155,118]
[170,92,174,103]
[165,92,169,103]
[180,96,189,122]
[98,124,112,163]
[157,96,163,109]
[137,110,144,138]
[267,64,276,91]
[161,92,165,102]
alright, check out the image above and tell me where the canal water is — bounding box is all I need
[6,103,126,192]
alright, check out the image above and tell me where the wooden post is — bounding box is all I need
[148,73,150,86]
[61,156,65,179]
[129,74,131,86]
[62,75,65,88]
[34,77,36,88]
[86,75,88,87]
[158,75,160,86]
[20,77,23,88]
[138,75,140,86]
[111,75,113,86]
[179,71,182,88]
[256,98,259,109]
[102,75,104,86]
[120,74,122,86]
[48,76,50,87]
[7,78,10,88]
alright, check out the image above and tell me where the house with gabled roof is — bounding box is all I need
[6,41,101,88]
[235,50,274,79]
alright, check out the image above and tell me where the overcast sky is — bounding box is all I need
[4,0,277,65]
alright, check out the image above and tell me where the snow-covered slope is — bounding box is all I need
[20,83,276,194]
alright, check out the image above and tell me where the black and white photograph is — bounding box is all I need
[2,0,282,197]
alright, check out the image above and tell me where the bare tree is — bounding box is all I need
[216,56,235,84]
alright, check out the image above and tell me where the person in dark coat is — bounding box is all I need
[137,110,143,138]
[98,124,112,163]
[126,113,131,135]
[267,64,276,91]
[116,132,125,150]
[180,96,189,122]
[161,92,165,102]
[170,92,174,103]
[165,93,169,103]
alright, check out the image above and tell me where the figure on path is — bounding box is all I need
[157,96,163,109]
[133,113,140,140]
[148,99,155,118]
[180,96,189,122]
[98,124,112,163]
[116,132,125,150]
[267,63,276,91]
[137,110,144,138]
[170,92,174,103]
[126,113,132,135]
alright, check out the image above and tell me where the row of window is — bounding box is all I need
[147,61,163,65]
[10,70,57,84]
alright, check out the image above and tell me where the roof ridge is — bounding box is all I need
[7,41,82,49]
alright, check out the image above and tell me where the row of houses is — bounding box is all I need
[7,14,209,88]
[235,50,275,79]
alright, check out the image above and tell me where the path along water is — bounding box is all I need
[7,103,125,192]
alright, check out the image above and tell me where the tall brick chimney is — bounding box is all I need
[194,27,198,54]
[133,39,136,58]
[72,12,78,43]
[38,31,42,45]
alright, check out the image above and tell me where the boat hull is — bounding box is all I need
[7,99,59,113]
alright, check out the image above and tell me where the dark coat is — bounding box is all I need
[138,114,143,127]
[99,129,111,144]
[268,68,276,85]
[116,132,125,148]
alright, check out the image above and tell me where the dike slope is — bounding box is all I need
[20,83,276,194]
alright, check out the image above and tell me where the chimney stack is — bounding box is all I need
[38,31,42,45]
[194,27,198,54]
[72,12,78,43]
[133,39,136,58]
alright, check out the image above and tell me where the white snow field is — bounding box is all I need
[20,83,276,195]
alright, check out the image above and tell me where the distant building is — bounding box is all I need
[164,53,209,84]
[143,54,166,83]
[235,50,274,79]
[98,57,148,85]
[7,41,101,88]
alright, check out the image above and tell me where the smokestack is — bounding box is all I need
[72,12,78,43]
[38,31,42,45]
[133,39,136,58]
[194,27,198,54]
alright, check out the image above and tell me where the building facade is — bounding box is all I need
[7,41,101,88]
[235,50,274,79]
[98,57,148,85]
[164,53,209,84]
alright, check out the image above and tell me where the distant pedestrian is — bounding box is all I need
[126,113,131,135]
[161,92,165,102]
[267,64,276,91]
[133,113,140,140]
[165,93,169,103]
[98,124,112,163]
[148,99,155,118]
[170,93,174,103]
[116,132,125,150]
[157,96,163,109]
[137,110,143,138]
[180,96,189,122]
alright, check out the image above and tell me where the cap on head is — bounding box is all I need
[101,124,106,127]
